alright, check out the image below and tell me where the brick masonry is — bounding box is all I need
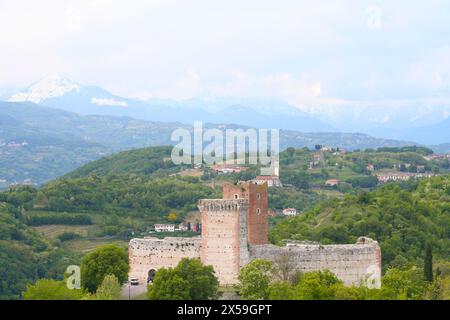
[129,182,382,288]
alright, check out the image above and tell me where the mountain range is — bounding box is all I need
[6,75,449,144]
[0,100,416,187]
[7,75,333,133]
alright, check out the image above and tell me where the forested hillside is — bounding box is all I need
[270,176,450,270]
[1,145,449,299]
[0,202,80,299]
[0,101,416,187]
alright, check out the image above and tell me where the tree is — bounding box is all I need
[167,212,178,222]
[87,274,122,300]
[173,258,219,300]
[293,270,342,300]
[267,281,295,300]
[23,279,83,300]
[147,258,218,300]
[424,243,433,282]
[235,259,274,300]
[274,251,296,282]
[147,268,190,300]
[80,244,129,293]
[382,268,427,300]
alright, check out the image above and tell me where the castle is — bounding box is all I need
[129,181,382,288]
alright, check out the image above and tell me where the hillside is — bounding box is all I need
[1,145,449,299]
[0,101,417,187]
[0,101,186,186]
[0,202,80,299]
[270,176,450,270]
[278,145,448,191]
[65,146,178,178]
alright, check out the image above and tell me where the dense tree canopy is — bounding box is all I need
[80,245,129,293]
[147,258,219,300]
[23,279,84,300]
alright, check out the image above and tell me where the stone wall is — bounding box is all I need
[128,237,201,282]
[249,237,382,288]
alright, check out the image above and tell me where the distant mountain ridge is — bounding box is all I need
[0,101,416,186]
[7,75,334,133]
[6,76,450,144]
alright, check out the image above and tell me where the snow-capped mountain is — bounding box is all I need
[3,75,450,144]
[4,75,335,132]
[9,75,81,104]
[7,75,131,116]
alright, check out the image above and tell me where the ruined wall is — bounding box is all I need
[249,237,382,288]
[223,182,268,245]
[129,237,201,282]
[198,199,249,286]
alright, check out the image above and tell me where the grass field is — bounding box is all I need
[32,225,99,240]
[62,238,128,253]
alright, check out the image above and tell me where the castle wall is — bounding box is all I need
[128,237,201,282]
[198,199,249,286]
[249,238,382,288]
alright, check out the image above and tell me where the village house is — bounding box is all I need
[423,154,449,161]
[374,172,434,183]
[282,208,298,216]
[375,172,412,183]
[212,165,246,174]
[417,165,426,173]
[252,175,282,187]
[325,179,340,187]
[367,164,375,171]
[154,224,175,232]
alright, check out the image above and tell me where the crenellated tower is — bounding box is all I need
[222,181,269,245]
[198,199,250,285]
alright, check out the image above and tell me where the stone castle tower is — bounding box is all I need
[198,181,268,285]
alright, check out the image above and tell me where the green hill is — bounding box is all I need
[1,145,449,299]
[65,146,178,178]
[270,175,450,270]
[1,101,417,187]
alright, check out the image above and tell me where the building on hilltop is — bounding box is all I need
[252,175,282,187]
[154,224,175,232]
[325,179,340,187]
[282,208,298,216]
[129,181,382,288]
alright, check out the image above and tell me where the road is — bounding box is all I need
[122,283,147,300]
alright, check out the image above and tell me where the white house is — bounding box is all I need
[252,176,282,187]
[283,208,298,216]
[154,224,175,232]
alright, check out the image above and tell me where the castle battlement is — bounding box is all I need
[198,199,248,213]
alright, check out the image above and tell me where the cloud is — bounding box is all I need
[91,97,128,107]
[0,0,450,109]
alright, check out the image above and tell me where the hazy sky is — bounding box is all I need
[0,0,449,107]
